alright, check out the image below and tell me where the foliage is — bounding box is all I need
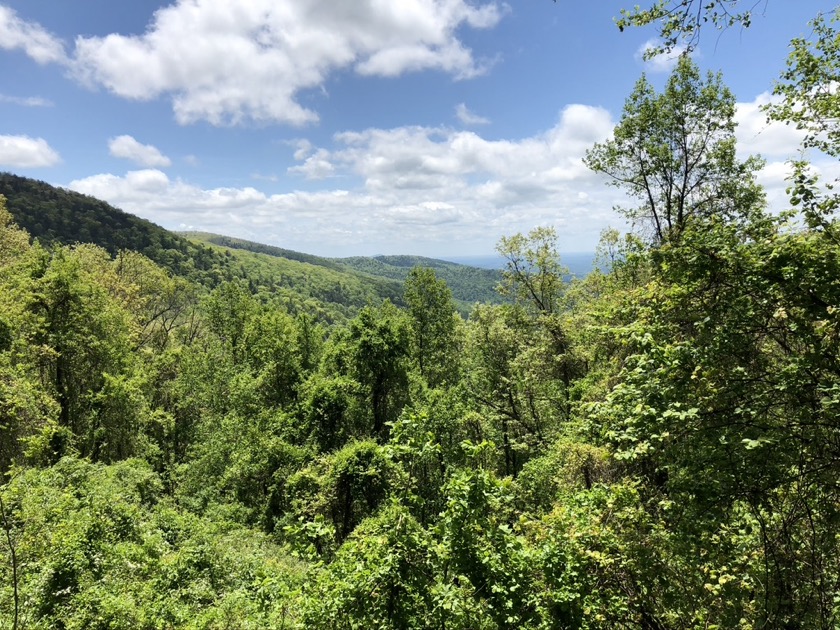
[614,0,763,54]
[0,457,308,629]
[4,21,840,625]
[339,254,505,315]
[584,55,764,244]
[768,8,840,158]
[189,231,505,317]
[404,267,462,388]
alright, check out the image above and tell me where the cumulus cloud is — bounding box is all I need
[288,148,336,179]
[71,0,504,126]
[63,89,827,256]
[735,92,807,160]
[0,5,66,64]
[68,104,622,255]
[108,135,172,167]
[455,103,490,125]
[0,93,53,107]
[636,38,693,73]
[330,103,614,194]
[0,135,61,168]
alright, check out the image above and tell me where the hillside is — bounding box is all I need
[0,172,232,287]
[337,255,502,306]
[0,174,504,319]
[187,232,506,314]
[185,234,406,322]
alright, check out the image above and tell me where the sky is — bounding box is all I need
[0,1,835,258]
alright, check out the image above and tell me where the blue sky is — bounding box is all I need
[0,1,834,257]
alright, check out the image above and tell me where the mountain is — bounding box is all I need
[0,173,505,318]
[336,254,502,306]
[188,233,505,315]
[0,172,231,287]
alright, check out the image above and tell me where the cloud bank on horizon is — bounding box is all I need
[0,1,831,257]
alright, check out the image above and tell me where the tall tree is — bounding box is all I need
[347,302,411,440]
[403,267,460,388]
[584,55,764,245]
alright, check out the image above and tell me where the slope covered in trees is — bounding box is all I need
[0,173,232,287]
[187,231,505,315]
[1,14,840,627]
[0,174,502,320]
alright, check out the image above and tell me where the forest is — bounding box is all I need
[1,3,840,628]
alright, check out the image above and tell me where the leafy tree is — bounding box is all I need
[281,440,395,554]
[584,55,764,244]
[435,468,537,628]
[497,226,567,317]
[346,302,411,440]
[302,502,435,628]
[0,197,28,267]
[403,267,461,388]
[113,250,198,352]
[768,8,840,158]
[28,246,144,462]
[465,304,536,477]
[298,373,365,452]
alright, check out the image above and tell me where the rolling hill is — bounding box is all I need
[0,173,505,318]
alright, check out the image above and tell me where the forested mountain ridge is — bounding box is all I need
[185,231,346,270]
[187,232,505,311]
[0,172,231,287]
[338,254,502,305]
[0,173,501,319]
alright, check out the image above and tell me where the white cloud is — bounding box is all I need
[288,148,336,179]
[456,103,490,125]
[0,94,53,107]
[108,135,172,167]
[71,0,504,126]
[0,134,61,168]
[731,92,840,209]
[0,5,66,64]
[68,104,621,255]
[636,38,693,73]
[735,92,807,160]
[61,88,840,257]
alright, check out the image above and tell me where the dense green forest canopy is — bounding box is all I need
[186,231,505,316]
[1,8,840,625]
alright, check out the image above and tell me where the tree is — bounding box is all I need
[403,267,460,388]
[29,246,142,461]
[346,302,411,440]
[302,503,435,628]
[768,8,840,158]
[614,0,765,55]
[497,226,567,317]
[584,55,764,244]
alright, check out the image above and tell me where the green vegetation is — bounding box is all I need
[2,19,840,628]
[0,176,503,321]
[338,254,502,308]
[0,173,231,288]
[188,231,504,315]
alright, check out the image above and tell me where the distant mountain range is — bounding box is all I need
[185,232,505,313]
[0,173,511,316]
